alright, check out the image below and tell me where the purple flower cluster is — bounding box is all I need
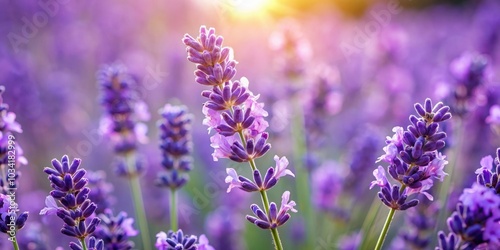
[437,149,500,249]
[155,229,213,250]
[183,26,297,230]
[445,52,491,118]
[98,64,150,176]
[476,150,500,194]
[86,170,115,215]
[371,98,452,210]
[40,155,103,249]
[246,191,297,229]
[92,209,138,250]
[156,104,193,190]
[311,162,343,211]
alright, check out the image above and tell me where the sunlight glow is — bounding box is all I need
[231,0,270,14]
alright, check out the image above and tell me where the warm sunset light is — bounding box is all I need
[231,0,270,14]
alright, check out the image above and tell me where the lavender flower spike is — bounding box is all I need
[184,26,295,250]
[156,104,193,190]
[98,63,150,176]
[373,98,451,250]
[41,155,103,249]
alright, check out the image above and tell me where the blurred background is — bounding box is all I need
[1,0,500,249]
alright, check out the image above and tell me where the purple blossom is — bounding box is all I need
[197,235,215,250]
[372,98,452,210]
[446,52,491,117]
[370,166,389,190]
[86,170,115,215]
[156,104,193,190]
[39,195,58,216]
[459,183,499,216]
[486,105,500,125]
[437,165,500,250]
[92,209,138,250]
[155,229,213,250]
[476,149,500,194]
[225,163,288,193]
[98,63,150,157]
[184,26,296,240]
[272,155,294,179]
[205,207,244,250]
[246,191,297,229]
[209,134,238,161]
[41,155,102,246]
[225,168,246,192]
[312,162,343,210]
[376,126,404,163]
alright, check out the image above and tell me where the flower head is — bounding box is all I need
[373,98,451,209]
[98,63,150,154]
[246,191,297,229]
[41,155,101,241]
[155,229,213,250]
[156,104,194,191]
[92,209,137,249]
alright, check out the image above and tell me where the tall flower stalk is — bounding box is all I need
[40,155,104,250]
[370,98,452,250]
[97,64,152,249]
[156,104,193,231]
[183,26,297,250]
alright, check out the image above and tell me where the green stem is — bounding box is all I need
[374,185,406,250]
[237,130,283,250]
[170,188,178,231]
[125,153,152,250]
[374,207,396,250]
[271,228,283,250]
[79,238,87,250]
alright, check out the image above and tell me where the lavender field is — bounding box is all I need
[1,0,500,249]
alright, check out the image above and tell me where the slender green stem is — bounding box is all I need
[374,185,406,250]
[237,130,283,250]
[271,228,283,250]
[374,207,396,250]
[79,238,87,250]
[125,153,152,250]
[170,188,178,231]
